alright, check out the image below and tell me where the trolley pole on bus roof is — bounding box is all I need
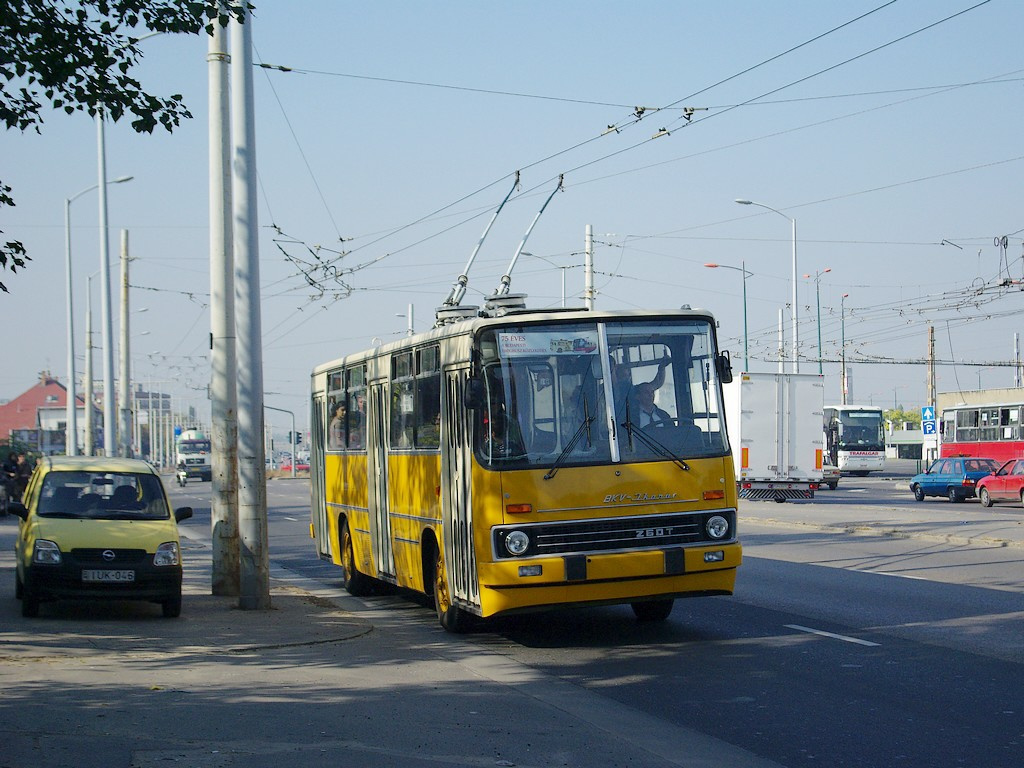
[231,6,270,610]
[208,17,240,597]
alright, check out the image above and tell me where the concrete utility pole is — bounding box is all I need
[1015,333,1021,388]
[208,15,240,597]
[118,230,132,457]
[231,6,270,610]
[97,117,117,456]
[84,273,96,455]
[584,224,594,310]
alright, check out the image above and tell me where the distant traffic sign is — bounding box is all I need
[921,405,936,436]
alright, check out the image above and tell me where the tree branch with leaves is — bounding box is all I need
[0,0,251,293]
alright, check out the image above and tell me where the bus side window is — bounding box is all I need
[414,346,442,449]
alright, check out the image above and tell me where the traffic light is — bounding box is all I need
[296,432,303,444]
[287,431,293,443]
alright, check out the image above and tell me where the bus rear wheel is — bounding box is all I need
[433,548,473,633]
[631,599,674,622]
[341,518,373,597]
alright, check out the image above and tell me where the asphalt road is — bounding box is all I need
[165,475,1024,768]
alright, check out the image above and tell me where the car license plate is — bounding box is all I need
[82,569,135,583]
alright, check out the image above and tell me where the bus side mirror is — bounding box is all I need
[716,351,733,384]
[465,378,485,409]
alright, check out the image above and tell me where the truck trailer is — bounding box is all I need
[724,372,825,502]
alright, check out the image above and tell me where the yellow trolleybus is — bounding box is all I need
[310,302,741,631]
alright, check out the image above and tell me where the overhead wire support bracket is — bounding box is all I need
[493,174,564,297]
[441,171,520,310]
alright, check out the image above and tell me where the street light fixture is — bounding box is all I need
[704,261,752,371]
[64,174,133,456]
[803,267,831,375]
[735,199,798,373]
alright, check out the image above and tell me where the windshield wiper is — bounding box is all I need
[620,414,690,471]
[544,398,594,480]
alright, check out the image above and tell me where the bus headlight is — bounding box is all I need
[706,515,730,540]
[504,530,530,556]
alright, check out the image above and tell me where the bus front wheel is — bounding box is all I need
[433,549,473,634]
[341,518,373,596]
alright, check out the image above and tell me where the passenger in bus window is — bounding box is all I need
[348,412,365,449]
[329,402,346,450]
[612,354,670,414]
[634,382,671,428]
[485,411,523,457]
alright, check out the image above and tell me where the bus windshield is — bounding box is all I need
[837,410,884,451]
[474,318,729,469]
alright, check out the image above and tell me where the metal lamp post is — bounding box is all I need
[64,175,132,455]
[735,199,798,372]
[841,293,849,405]
[803,267,831,374]
[704,261,752,371]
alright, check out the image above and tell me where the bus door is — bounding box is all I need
[310,391,331,558]
[441,366,480,610]
[367,380,395,579]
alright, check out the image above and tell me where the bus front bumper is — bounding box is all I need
[476,542,741,617]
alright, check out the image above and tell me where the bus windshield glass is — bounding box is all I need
[838,410,884,451]
[474,317,729,468]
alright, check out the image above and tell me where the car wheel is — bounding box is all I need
[828,482,838,490]
[340,518,373,597]
[15,569,23,600]
[979,488,993,508]
[162,594,182,618]
[912,484,925,502]
[631,599,674,622]
[21,583,40,618]
[948,487,963,503]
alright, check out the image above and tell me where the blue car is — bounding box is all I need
[909,457,999,503]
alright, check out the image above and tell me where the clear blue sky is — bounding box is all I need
[3,0,1022,434]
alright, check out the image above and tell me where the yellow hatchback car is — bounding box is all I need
[9,456,193,618]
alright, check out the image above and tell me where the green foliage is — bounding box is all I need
[884,408,922,428]
[0,1,252,292]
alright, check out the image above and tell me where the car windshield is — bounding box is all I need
[37,471,170,520]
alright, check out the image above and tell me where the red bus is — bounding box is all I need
[940,402,1024,462]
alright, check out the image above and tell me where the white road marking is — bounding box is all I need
[785,624,881,646]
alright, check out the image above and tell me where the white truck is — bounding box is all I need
[174,428,212,485]
[724,372,825,502]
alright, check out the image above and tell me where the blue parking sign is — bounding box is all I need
[921,405,936,436]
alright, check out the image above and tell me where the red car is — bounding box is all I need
[976,458,1024,507]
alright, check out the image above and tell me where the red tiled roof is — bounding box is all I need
[0,373,82,439]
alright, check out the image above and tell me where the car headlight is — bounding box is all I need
[504,530,530,556]
[154,542,180,567]
[706,515,730,540]
[32,539,62,565]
